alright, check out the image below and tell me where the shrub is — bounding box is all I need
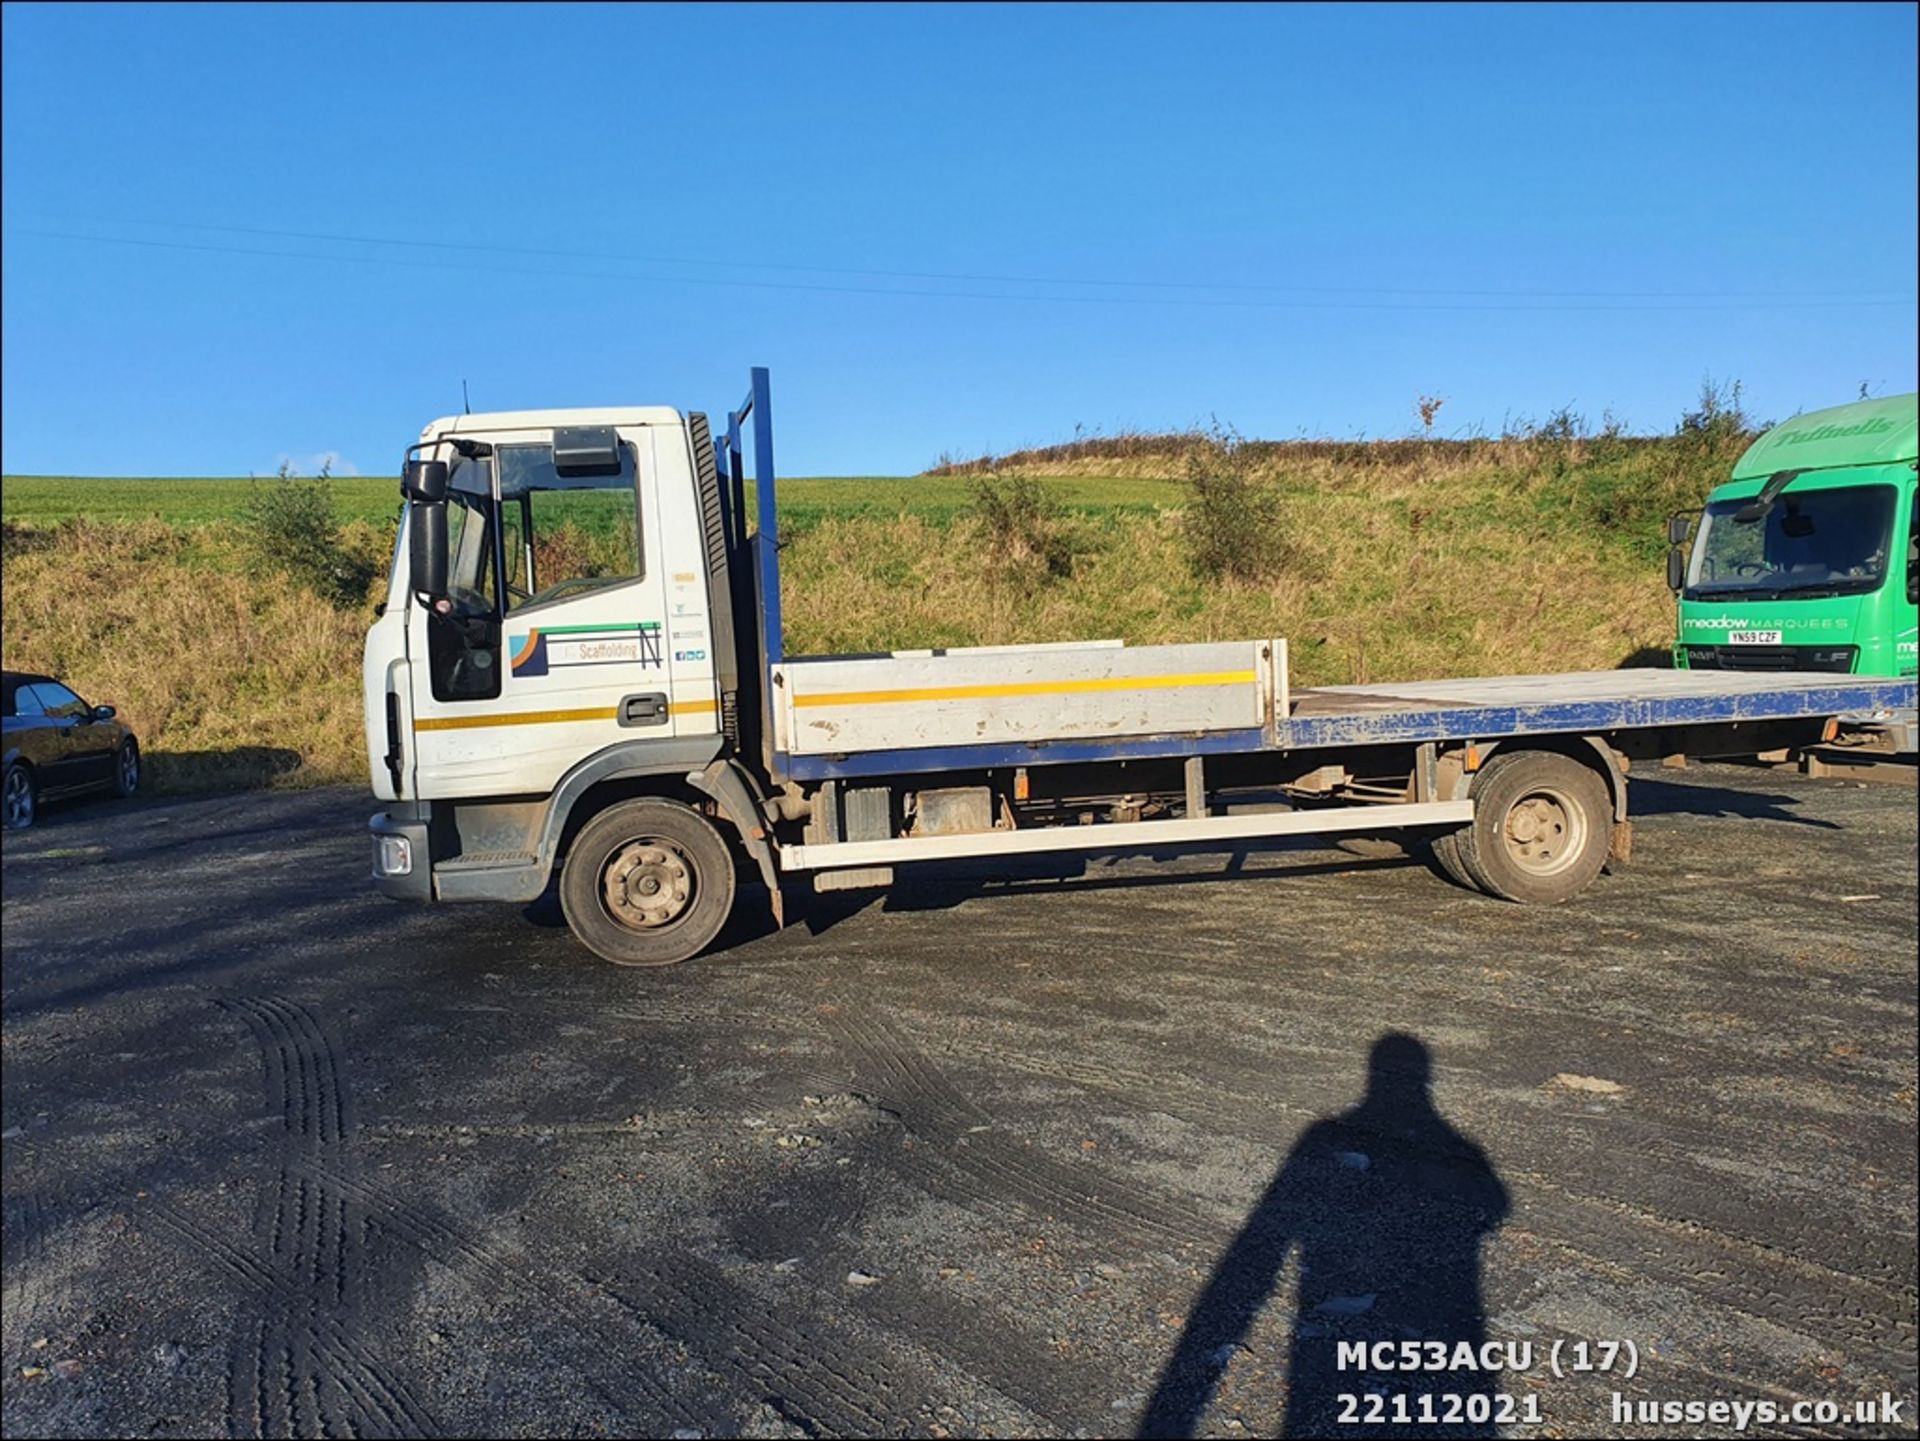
[1675,375,1756,462]
[242,462,380,608]
[1181,422,1297,583]
[968,471,1076,590]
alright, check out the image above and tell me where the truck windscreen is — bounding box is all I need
[1686,483,1897,599]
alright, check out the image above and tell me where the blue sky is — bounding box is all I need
[2,2,1914,478]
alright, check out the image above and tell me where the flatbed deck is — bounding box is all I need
[776,650,1916,780]
[1282,668,1916,746]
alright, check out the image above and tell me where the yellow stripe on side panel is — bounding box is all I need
[413,697,718,732]
[414,706,619,732]
[790,669,1257,709]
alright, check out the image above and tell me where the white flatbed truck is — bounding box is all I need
[362,369,1918,965]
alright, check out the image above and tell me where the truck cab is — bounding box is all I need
[1671,393,1919,680]
[362,406,727,810]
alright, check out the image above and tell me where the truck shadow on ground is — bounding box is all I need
[1626,775,1840,828]
[514,844,1421,946]
[790,843,1425,936]
[1138,1032,1510,1439]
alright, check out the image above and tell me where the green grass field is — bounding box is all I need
[1,472,1185,531]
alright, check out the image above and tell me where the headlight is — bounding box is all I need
[375,835,413,876]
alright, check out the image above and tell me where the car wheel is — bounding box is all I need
[113,739,141,798]
[559,798,736,966]
[4,762,35,830]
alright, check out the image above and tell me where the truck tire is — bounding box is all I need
[1428,829,1476,889]
[559,798,736,966]
[1452,749,1611,904]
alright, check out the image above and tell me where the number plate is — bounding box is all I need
[1727,630,1783,645]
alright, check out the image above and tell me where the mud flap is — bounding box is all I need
[1607,819,1633,869]
[686,761,786,927]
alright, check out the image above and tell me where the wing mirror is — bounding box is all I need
[1665,511,1695,593]
[401,457,451,604]
[402,459,449,502]
[409,501,448,603]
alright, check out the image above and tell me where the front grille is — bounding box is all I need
[1685,644,1857,673]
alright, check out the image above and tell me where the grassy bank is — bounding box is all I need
[2,422,1735,795]
[2,472,1184,532]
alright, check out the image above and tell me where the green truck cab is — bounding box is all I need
[1670,393,1918,682]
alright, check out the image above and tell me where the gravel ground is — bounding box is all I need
[2,764,1915,1440]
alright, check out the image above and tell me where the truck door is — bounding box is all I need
[405,426,690,800]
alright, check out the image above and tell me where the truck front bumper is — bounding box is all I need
[369,809,433,901]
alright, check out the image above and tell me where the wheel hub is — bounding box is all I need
[603,839,693,929]
[1503,791,1575,875]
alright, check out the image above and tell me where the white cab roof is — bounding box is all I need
[421,406,684,440]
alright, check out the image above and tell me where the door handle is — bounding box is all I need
[619,692,669,727]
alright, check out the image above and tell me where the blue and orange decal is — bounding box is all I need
[508,621,663,678]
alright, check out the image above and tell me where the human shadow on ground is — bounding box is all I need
[1138,1033,1510,1439]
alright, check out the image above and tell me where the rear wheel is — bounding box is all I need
[1427,829,1476,889]
[4,762,35,830]
[559,798,736,966]
[1451,749,1611,904]
[113,739,141,798]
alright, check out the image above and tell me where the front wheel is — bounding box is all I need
[113,739,141,798]
[4,762,35,830]
[1446,749,1612,904]
[559,798,736,966]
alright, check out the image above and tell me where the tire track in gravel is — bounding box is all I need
[1,1193,55,1344]
[593,1259,921,1437]
[829,1269,1118,1432]
[1503,1172,1920,1388]
[978,1033,1918,1302]
[205,995,430,1440]
[307,1160,931,1436]
[817,1002,1216,1251]
[304,1162,723,1433]
[147,1203,434,1439]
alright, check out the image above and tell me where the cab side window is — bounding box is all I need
[497,442,642,614]
[427,461,505,703]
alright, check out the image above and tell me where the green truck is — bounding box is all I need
[1668,392,1918,759]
